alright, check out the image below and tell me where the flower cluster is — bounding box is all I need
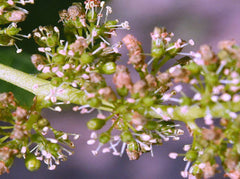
[0,0,240,178]
[30,0,197,171]
[0,0,32,50]
[167,41,240,178]
[0,93,79,174]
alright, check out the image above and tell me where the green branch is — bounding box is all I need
[1,63,239,124]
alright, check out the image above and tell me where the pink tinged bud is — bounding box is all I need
[56,71,64,77]
[52,67,59,73]
[220,93,231,101]
[7,0,14,5]
[68,50,74,56]
[231,71,239,78]
[181,171,188,178]
[21,146,27,154]
[76,65,81,71]
[42,66,50,73]
[87,93,95,98]
[62,64,70,70]
[198,163,206,169]
[80,108,88,114]
[50,96,57,103]
[211,95,218,102]
[167,107,174,117]
[169,152,178,159]
[188,39,195,46]
[233,95,240,102]
[127,98,135,103]
[174,85,182,93]
[232,79,239,85]
[37,64,44,71]
[102,148,110,153]
[230,86,239,92]
[91,150,98,156]
[61,134,68,140]
[113,135,120,141]
[48,165,56,170]
[71,82,77,88]
[73,106,79,112]
[48,138,58,143]
[38,47,45,52]
[81,74,89,79]
[97,113,106,119]
[180,106,189,113]
[193,93,201,101]
[143,145,151,151]
[136,125,143,131]
[112,151,120,156]
[183,145,191,151]
[149,139,157,143]
[54,106,62,112]
[98,89,105,95]
[224,69,230,75]
[90,132,97,139]
[204,114,213,125]
[190,79,198,85]
[8,10,26,22]
[229,112,237,119]
[59,50,66,55]
[32,84,39,90]
[45,47,51,52]
[162,93,171,101]
[87,139,96,145]
[16,49,22,53]
[73,134,80,140]
[140,134,151,141]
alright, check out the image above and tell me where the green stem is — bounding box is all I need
[0,64,239,124]
[0,63,113,111]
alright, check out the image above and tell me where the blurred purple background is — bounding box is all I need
[3,0,240,178]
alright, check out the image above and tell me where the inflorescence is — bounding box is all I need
[0,0,240,178]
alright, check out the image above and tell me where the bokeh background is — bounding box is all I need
[1,0,240,178]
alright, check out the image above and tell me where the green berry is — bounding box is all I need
[52,54,65,65]
[37,118,49,128]
[144,121,158,130]
[87,118,106,130]
[51,77,62,86]
[48,143,61,157]
[25,154,41,172]
[87,97,101,108]
[80,53,94,64]
[101,62,116,74]
[186,62,201,74]
[127,141,139,151]
[31,133,43,143]
[151,47,164,59]
[117,86,129,97]
[87,11,97,23]
[185,150,198,161]
[142,96,154,107]
[6,26,21,36]
[99,132,111,144]
[205,73,218,85]
[120,131,133,143]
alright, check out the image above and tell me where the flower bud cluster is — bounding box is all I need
[166,41,240,178]
[0,0,32,50]
[0,93,79,174]
[1,1,240,178]
[32,1,130,107]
